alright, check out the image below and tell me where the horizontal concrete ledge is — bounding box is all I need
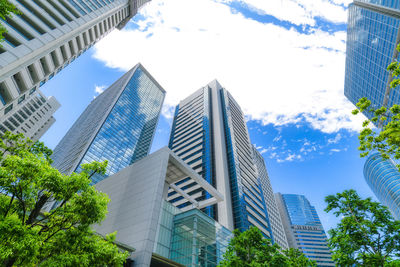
[354,0,400,19]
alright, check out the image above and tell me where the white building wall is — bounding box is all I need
[252,146,289,250]
[0,90,60,141]
[0,0,150,132]
[209,82,235,231]
[94,149,170,267]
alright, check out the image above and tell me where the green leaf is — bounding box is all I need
[218,227,317,267]
[0,132,128,266]
[325,190,400,266]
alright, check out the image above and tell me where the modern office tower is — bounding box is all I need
[252,146,289,250]
[0,0,150,132]
[275,193,334,266]
[167,80,274,241]
[51,63,165,184]
[0,89,60,140]
[364,153,400,220]
[344,1,400,123]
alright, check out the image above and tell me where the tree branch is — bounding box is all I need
[4,194,14,217]
[26,194,49,225]
[346,202,378,254]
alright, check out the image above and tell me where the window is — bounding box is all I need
[18,95,25,104]
[5,104,13,115]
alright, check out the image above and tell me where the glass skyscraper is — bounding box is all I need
[167,80,275,241]
[345,1,400,221]
[344,1,400,122]
[0,0,150,138]
[52,63,165,184]
[275,193,334,266]
[364,153,400,219]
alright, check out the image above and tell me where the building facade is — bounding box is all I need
[275,193,334,266]
[167,80,274,241]
[93,147,232,267]
[344,1,400,122]
[364,153,400,219]
[0,0,150,134]
[252,146,289,250]
[52,63,165,184]
[0,89,60,140]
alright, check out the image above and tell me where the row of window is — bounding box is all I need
[0,5,127,116]
[76,67,164,184]
[0,94,54,138]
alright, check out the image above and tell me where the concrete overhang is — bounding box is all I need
[163,147,223,211]
[93,147,224,267]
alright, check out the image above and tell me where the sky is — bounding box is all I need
[40,0,376,232]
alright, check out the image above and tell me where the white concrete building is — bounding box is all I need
[167,81,276,241]
[93,147,232,267]
[252,146,289,250]
[0,0,150,135]
[0,89,60,140]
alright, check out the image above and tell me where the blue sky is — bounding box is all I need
[41,0,375,232]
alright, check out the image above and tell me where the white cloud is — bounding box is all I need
[229,0,349,26]
[300,144,317,154]
[330,148,341,152]
[93,0,365,134]
[330,0,353,6]
[253,144,263,149]
[277,152,302,162]
[273,135,282,142]
[94,84,106,95]
[304,140,311,146]
[328,133,342,144]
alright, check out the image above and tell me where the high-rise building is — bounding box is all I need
[252,146,289,250]
[167,80,274,241]
[344,1,400,122]
[0,89,60,140]
[344,2,400,221]
[52,63,165,184]
[364,153,400,219]
[0,0,150,135]
[275,193,334,266]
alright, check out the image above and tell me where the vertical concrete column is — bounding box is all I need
[210,84,234,231]
[192,216,198,266]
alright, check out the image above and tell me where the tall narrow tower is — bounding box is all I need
[168,80,274,240]
[52,63,165,184]
[364,153,400,220]
[275,193,334,266]
[252,146,289,250]
[0,0,150,137]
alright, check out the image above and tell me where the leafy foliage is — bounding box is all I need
[0,0,19,43]
[218,226,316,267]
[325,190,400,266]
[0,132,128,266]
[352,44,400,169]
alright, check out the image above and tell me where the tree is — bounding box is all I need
[352,43,400,170]
[0,132,128,266]
[0,0,19,43]
[283,248,318,267]
[325,189,400,266]
[218,226,316,267]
